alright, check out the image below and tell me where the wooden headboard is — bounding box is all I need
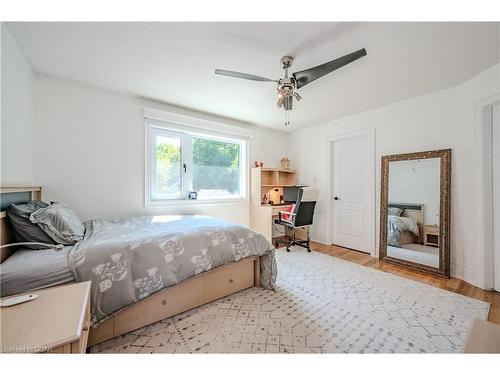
[0,187,42,262]
[388,202,424,242]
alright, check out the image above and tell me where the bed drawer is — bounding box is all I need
[89,257,259,346]
[113,276,204,337]
[203,258,255,302]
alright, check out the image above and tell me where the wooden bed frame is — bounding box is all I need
[0,187,263,347]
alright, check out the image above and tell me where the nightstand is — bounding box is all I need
[423,225,440,247]
[0,281,91,353]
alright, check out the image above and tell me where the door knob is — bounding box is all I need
[333,196,340,201]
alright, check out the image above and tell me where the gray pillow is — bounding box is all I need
[388,207,404,216]
[6,201,56,249]
[30,202,85,245]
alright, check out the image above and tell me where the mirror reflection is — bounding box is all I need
[386,158,441,268]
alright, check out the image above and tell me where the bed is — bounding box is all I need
[386,203,424,246]
[0,187,276,347]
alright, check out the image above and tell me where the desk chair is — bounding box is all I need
[274,187,317,252]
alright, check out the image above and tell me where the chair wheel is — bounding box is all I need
[307,249,311,252]
[286,248,291,252]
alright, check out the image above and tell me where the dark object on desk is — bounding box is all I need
[274,187,317,252]
[261,194,268,204]
[283,185,306,203]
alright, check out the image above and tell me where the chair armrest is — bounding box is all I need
[278,211,296,226]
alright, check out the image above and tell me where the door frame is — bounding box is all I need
[326,128,376,257]
[476,95,500,290]
[493,104,500,291]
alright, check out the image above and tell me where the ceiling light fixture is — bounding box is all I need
[215,48,367,127]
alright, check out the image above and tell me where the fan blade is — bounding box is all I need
[292,48,367,89]
[215,69,276,82]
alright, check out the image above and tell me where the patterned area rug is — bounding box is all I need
[90,248,489,353]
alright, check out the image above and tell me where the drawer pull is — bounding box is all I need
[162,299,167,305]
[229,278,234,283]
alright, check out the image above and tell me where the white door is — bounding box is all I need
[331,133,374,253]
[493,104,500,291]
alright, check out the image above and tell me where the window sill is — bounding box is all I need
[146,198,249,207]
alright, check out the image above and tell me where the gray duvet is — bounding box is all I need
[68,215,276,326]
[387,215,419,246]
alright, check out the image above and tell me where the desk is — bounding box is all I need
[250,204,308,245]
[250,167,307,244]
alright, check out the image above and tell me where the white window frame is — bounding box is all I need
[148,127,184,200]
[145,119,248,206]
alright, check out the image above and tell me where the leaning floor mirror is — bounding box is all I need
[379,149,451,277]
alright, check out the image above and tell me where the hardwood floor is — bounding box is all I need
[306,241,500,324]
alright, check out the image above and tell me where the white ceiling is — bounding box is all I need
[8,22,500,131]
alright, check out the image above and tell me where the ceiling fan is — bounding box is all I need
[215,48,367,126]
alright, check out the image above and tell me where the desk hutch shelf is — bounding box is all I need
[251,167,297,206]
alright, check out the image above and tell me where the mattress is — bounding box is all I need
[0,247,75,297]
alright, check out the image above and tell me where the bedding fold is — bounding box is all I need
[68,215,276,325]
[387,215,419,246]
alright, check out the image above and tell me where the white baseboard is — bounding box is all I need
[450,262,464,281]
[463,265,483,289]
[310,232,328,245]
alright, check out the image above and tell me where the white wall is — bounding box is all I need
[33,74,290,226]
[388,158,440,225]
[1,24,35,185]
[290,63,500,287]
[290,86,461,247]
[460,63,500,287]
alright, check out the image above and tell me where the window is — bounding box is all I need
[192,137,242,200]
[147,123,246,204]
[150,129,182,200]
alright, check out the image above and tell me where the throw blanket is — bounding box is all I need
[387,215,419,246]
[68,215,276,326]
